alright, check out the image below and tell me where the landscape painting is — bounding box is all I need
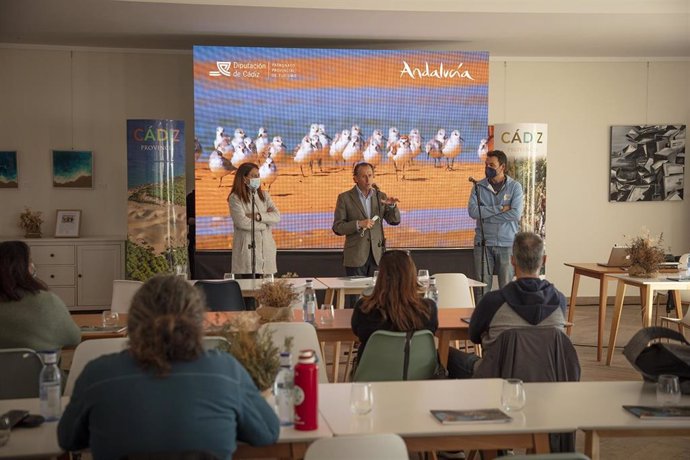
[0,151,18,188]
[52,150,93,188]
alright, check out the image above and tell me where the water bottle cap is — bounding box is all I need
[298,349,316,364]
[429,278,436,284]
[42,351,58,364]
[305,279,313,285]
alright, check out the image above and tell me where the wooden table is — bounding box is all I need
[606,273,690,365]
[319,379,553,458]
[563,263,627,361]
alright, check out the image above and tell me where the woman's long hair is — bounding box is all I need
[127,275,205,376]
[0,241,47,302]
[229,162,265,204]
[359,250,430,330]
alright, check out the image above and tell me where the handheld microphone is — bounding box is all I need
[468,177,478,184]
[371,183,380,191]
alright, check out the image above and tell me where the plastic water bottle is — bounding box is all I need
[425,277,439,305]
[39,351,62,421]
[303,280,316,324]
[273,352,294,426]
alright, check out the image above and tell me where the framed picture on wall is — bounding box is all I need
[55,209,82,237]
[52,150,93,188]
[0,151,18,188]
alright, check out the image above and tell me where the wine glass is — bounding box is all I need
[501,378,526,412]
[175,264,188,279]
[319,304,335,326]
[102,310,119,328]
[372,270,379,285]
[350,383,374,415]
[223,273,235,280]
[263,273,275,284]
[656,374,681,406]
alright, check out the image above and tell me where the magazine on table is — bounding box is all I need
[430,409,511,424]
[623,405,690,419]
[79,325,127,333]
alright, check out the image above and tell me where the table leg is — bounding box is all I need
[642,285,654,327]
[324,289,335,306]
[332,341,341,383]
[606,281,627,365]
[672,290,683,323]
[532,433,551,454]
[584,430,600,460]
[566,272,581,337]
[597,275,608,361]
[337,289,346,310]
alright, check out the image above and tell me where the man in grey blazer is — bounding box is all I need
[332,162,400,278]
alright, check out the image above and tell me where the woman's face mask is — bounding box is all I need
[247,177,261,190]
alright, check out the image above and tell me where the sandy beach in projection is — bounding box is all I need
[127,202,187,254]
[194,159,483,250]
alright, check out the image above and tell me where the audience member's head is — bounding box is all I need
[511,231,545,277]
[361,250,430,330]
[127,275,205,376]
[0,241,47,302]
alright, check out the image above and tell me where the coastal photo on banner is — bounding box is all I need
[193,47,489,250]
[126,119,187,281]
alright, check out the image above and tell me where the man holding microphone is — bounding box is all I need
[332,162,400,279]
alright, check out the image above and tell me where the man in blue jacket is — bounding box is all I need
[447,231,567,378]
[468,150,524,296]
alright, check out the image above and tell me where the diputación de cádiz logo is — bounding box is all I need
[209,62,233,77]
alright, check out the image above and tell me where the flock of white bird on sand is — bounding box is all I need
[198,124,489,189]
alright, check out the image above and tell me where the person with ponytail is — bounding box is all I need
[58,275,279,460]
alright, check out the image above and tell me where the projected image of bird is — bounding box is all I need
[315,124,331,172]
[477,138,489,159]
[194,137,203,162]
[208,150,235,187]
[342,133,364,167]
[329,129,350,170]
[214,127,231,150]
[391,136,412,181]
[255,127,270,159]
[294,135,320,177]
[231,128,246,152]
[442,130,464,170]
[425,139,444,167]
[259,156,278,191]
[269,136,286,163]
[230,137,255,169]
[409,128,423,165]
[363,129,384,166]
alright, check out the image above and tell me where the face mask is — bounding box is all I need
[485,166,498,180]
[247,177,261,190]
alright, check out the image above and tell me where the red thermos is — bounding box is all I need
[293,349,318,431]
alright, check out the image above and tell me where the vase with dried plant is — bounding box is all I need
[626,230,666,278]
[255,279,300,323]
[215,315,293,393]
[19,207,43,238]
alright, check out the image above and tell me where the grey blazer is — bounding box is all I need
[332,186,401,268]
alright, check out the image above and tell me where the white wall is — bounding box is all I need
[1,46,688,296]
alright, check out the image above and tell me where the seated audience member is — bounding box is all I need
[351,250,438,365]
[448,231,567,379]
[58,275,279,460]
[0,241,80,351]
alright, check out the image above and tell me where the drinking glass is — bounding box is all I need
[223,273,235,280]
[175,264,188,279]
[319,304,335,326]
[102,310,119,328]
[263,273,275,284]
[372,270,379,285]
[656,374,681,406]
[501,378,526,412]
[418,269,430,288]
[0,414,10,447]
[350,383,374,415]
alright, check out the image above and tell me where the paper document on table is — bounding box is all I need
[80,326,127,333]
[623,405,690,420]
[430,409,511,424]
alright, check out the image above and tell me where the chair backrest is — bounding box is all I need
[65,338,129,396]
[195,280,246,311]
[432,273,474,308]
[122,451,220,460]
[474,327,580,383]
[202,336,230,351]
[353,330,437,382]
[679,253,690,270]
[304,434,408,460]
[258,322,328,383]
[497,453,591,460]
[0,348,44,399]
[111,280,144,313]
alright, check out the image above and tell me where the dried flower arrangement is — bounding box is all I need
[281,272,299,278]
[626,230,666,278]
[255,279,299,322]
[19,207,43,238]
[215,316,293,391]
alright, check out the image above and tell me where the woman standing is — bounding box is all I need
[351,250,438,363]
[228,162,281,277]
[0,241,80,351]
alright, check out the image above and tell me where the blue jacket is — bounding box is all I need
[467,175,524,247]
[58,350,280,460]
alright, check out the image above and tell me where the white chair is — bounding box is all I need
[258,322,329,383]
[203,336,230,351]
[655,253,690,324]
[110,280,144,313]
[65,338,129,395]
[433,273,474,308]
[304,434,408,460]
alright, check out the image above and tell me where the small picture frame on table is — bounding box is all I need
[55,209,82,238]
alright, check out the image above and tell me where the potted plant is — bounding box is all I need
[19,207,43,238]
[627,230,666,278]
[255,279,300,323]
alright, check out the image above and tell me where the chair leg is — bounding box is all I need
[342,341,355,382]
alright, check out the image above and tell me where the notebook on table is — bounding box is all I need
[597,247,632,267]
[430,409,511,424]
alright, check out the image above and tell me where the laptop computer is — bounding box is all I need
[597,247,632,267]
